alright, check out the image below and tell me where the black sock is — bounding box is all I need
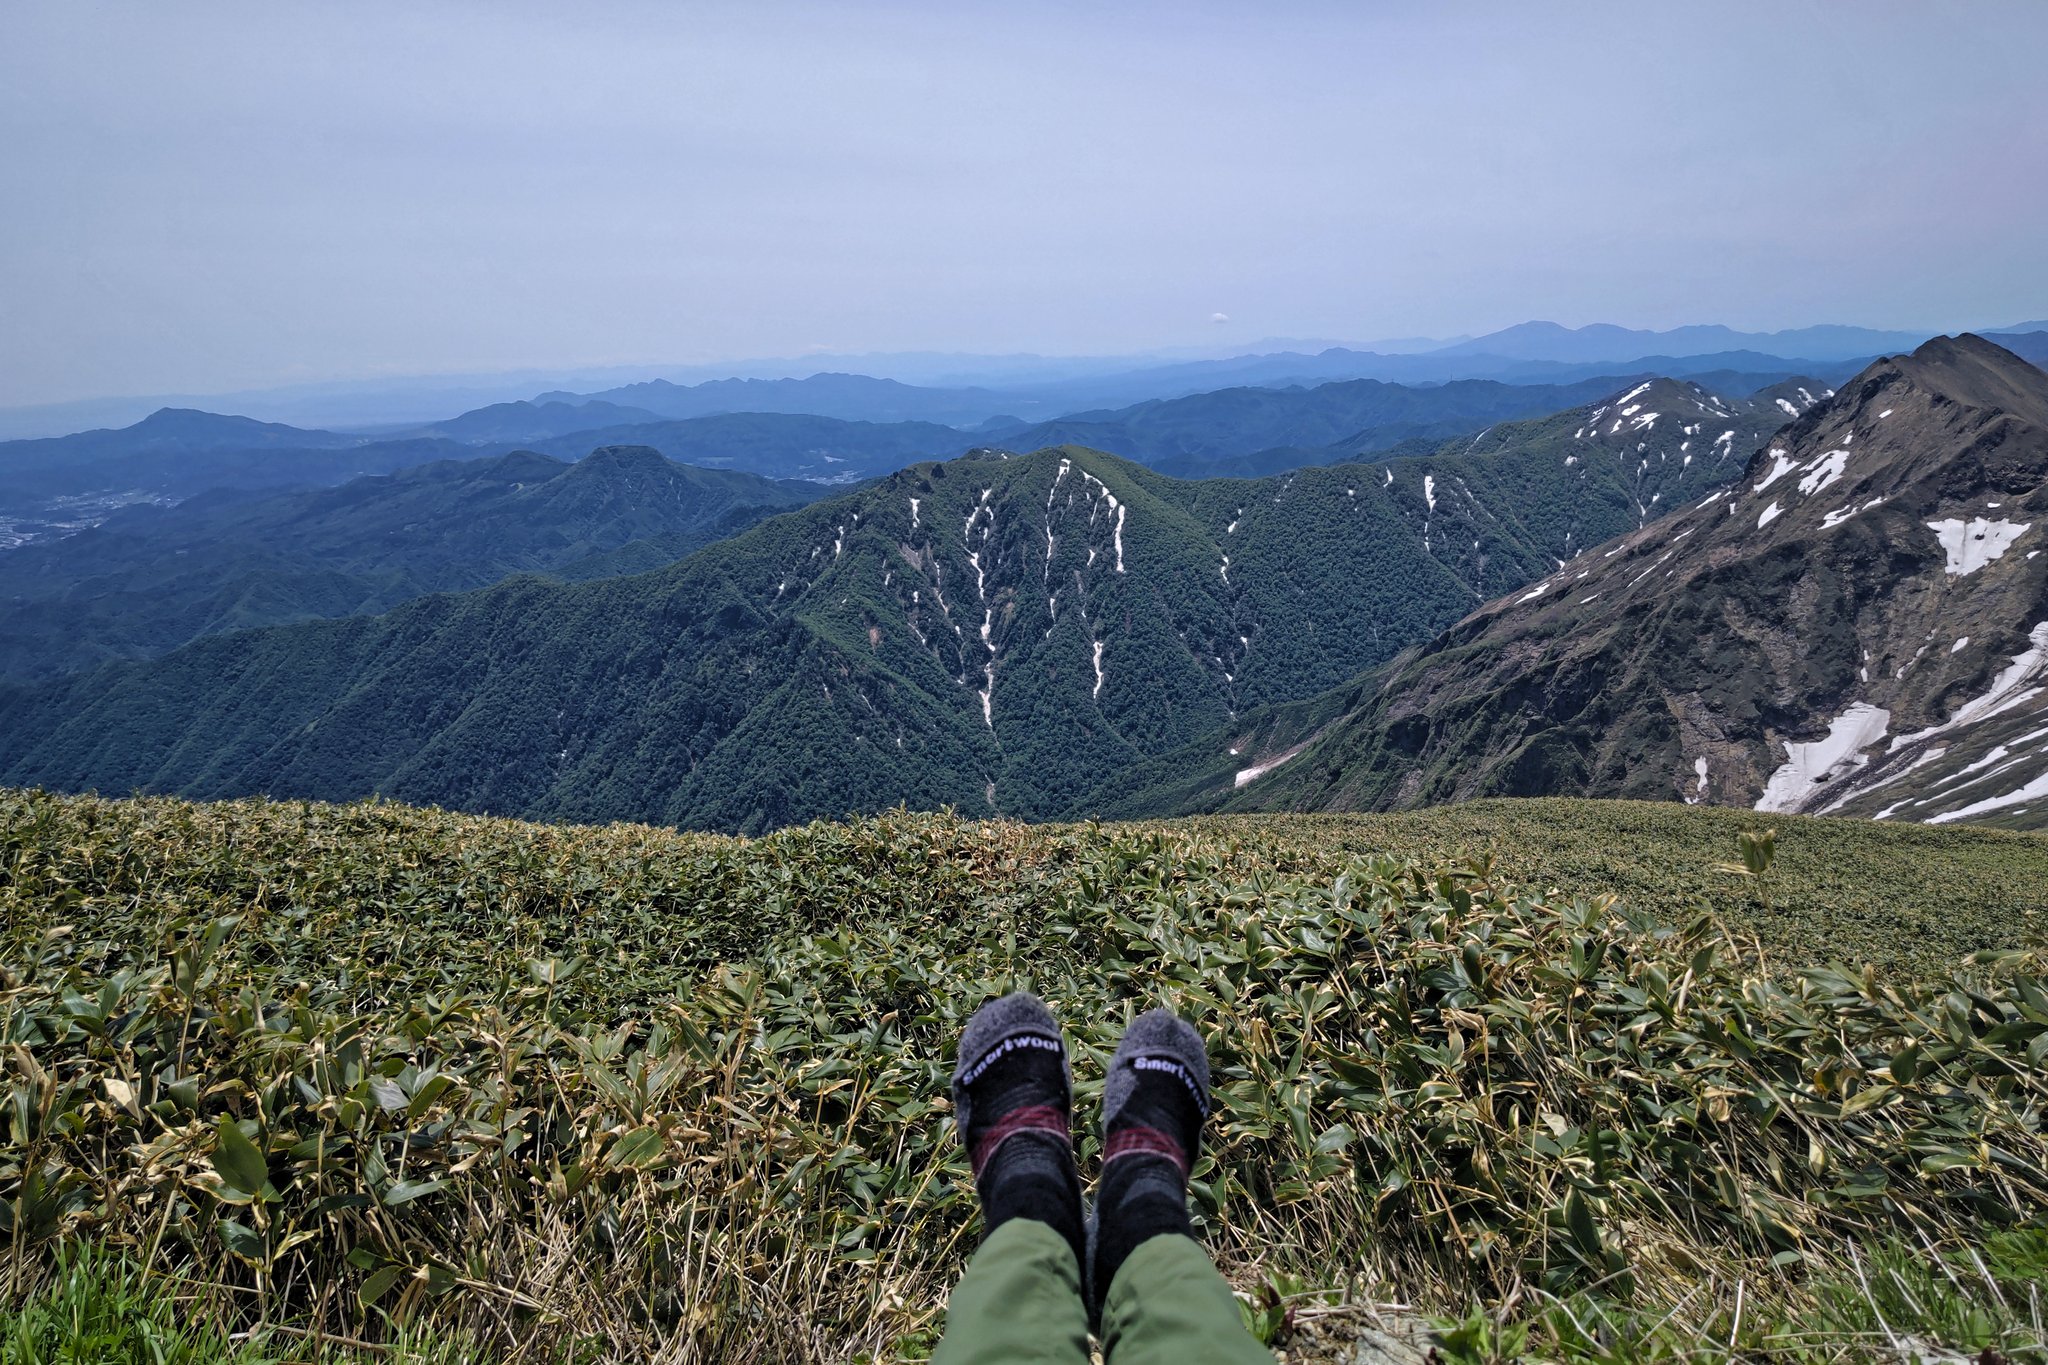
[958,1028,1086,1270]
[1093,1053,1206,1306]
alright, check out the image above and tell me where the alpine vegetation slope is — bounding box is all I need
[1183,334,2048,830]
[0,400,1778,833]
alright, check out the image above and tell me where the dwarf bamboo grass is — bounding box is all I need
[3,789,2044,1362]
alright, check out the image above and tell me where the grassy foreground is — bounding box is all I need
[2,789,2046,1362]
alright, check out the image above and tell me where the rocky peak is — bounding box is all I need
[1213,334,2048,829]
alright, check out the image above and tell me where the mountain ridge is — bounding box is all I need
[1100,335,2048,829]
[0,391,1787,830]
[1435,320,1933,363]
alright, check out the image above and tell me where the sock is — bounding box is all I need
[1092,1049,1208,1314]
[954,1011,1086,1271]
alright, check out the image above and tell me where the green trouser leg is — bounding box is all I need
[932,1219,1091,1365]
[1100,1232,1272,1365]
[932,1222,1270,1365]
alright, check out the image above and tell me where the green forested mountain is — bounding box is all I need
[0,408,476,511]
[2,371,1812,554]
[1090,336,2048,831]
[396,398,667,442]
[514,411,974,482]
[534,371,1035,426]
[1,375,1784,830]
[986,374,1644,472]
[1389,375,1809,561]
[0,446,819,682]
[0,406,358,467]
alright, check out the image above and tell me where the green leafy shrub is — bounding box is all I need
[2,789,2045,1362]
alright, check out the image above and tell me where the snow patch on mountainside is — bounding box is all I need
[1234,740,1311,789]
[1797,448,1850,497]
[1756,703,1892,813]
[1753,449,1796,493]
[1928,770,2048,824]
[1861,746,1952,818]
[1890,623,2048,751]
[1927,517,2031,576]
[1821,497,1885,529]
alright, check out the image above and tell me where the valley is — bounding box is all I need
[10,338,2047,836]
[0,360,1800,830]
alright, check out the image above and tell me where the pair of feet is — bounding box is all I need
[952,994,1212,1324]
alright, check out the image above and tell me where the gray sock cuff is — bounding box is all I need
[1102,1008,1211,1126]
[951,992,1069,1136]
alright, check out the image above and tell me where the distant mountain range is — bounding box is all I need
[1990,330,2048,367]
[987,374,1815,480]
[0,446,820,683]
[525,351,1867,429]
[0,408,475,515]
[512,412,977,483]
[528,373,1038,428]
[1432,320,1932,363]
[1091,335,2048,831]
[399,400,669,443]
[1,369,1823,535]
[984,376,1623,471]
[512,324,2048,425]
[1013,347,1868,409]
[0,407,360,461]
[0,407,968,529]
[13,337,2046,832]
[11,318,2042,441]
[0,368,1797,830]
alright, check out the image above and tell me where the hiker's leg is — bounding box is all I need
[934,994,1091,1365]
[932,1217,1092,1365]
[1089,1009,1268,1362]
[1100,1232,1270,1365]
[949,994,1088,1267]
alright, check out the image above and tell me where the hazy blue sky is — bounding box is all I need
[4,0,2046,405]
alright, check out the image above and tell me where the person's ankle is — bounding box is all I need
[1088,1011,1210,1321]
[952,995,1086,1269]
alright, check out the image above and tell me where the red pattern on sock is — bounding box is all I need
[1103,1123,1188,1175]
[969,1102,1070,1178]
